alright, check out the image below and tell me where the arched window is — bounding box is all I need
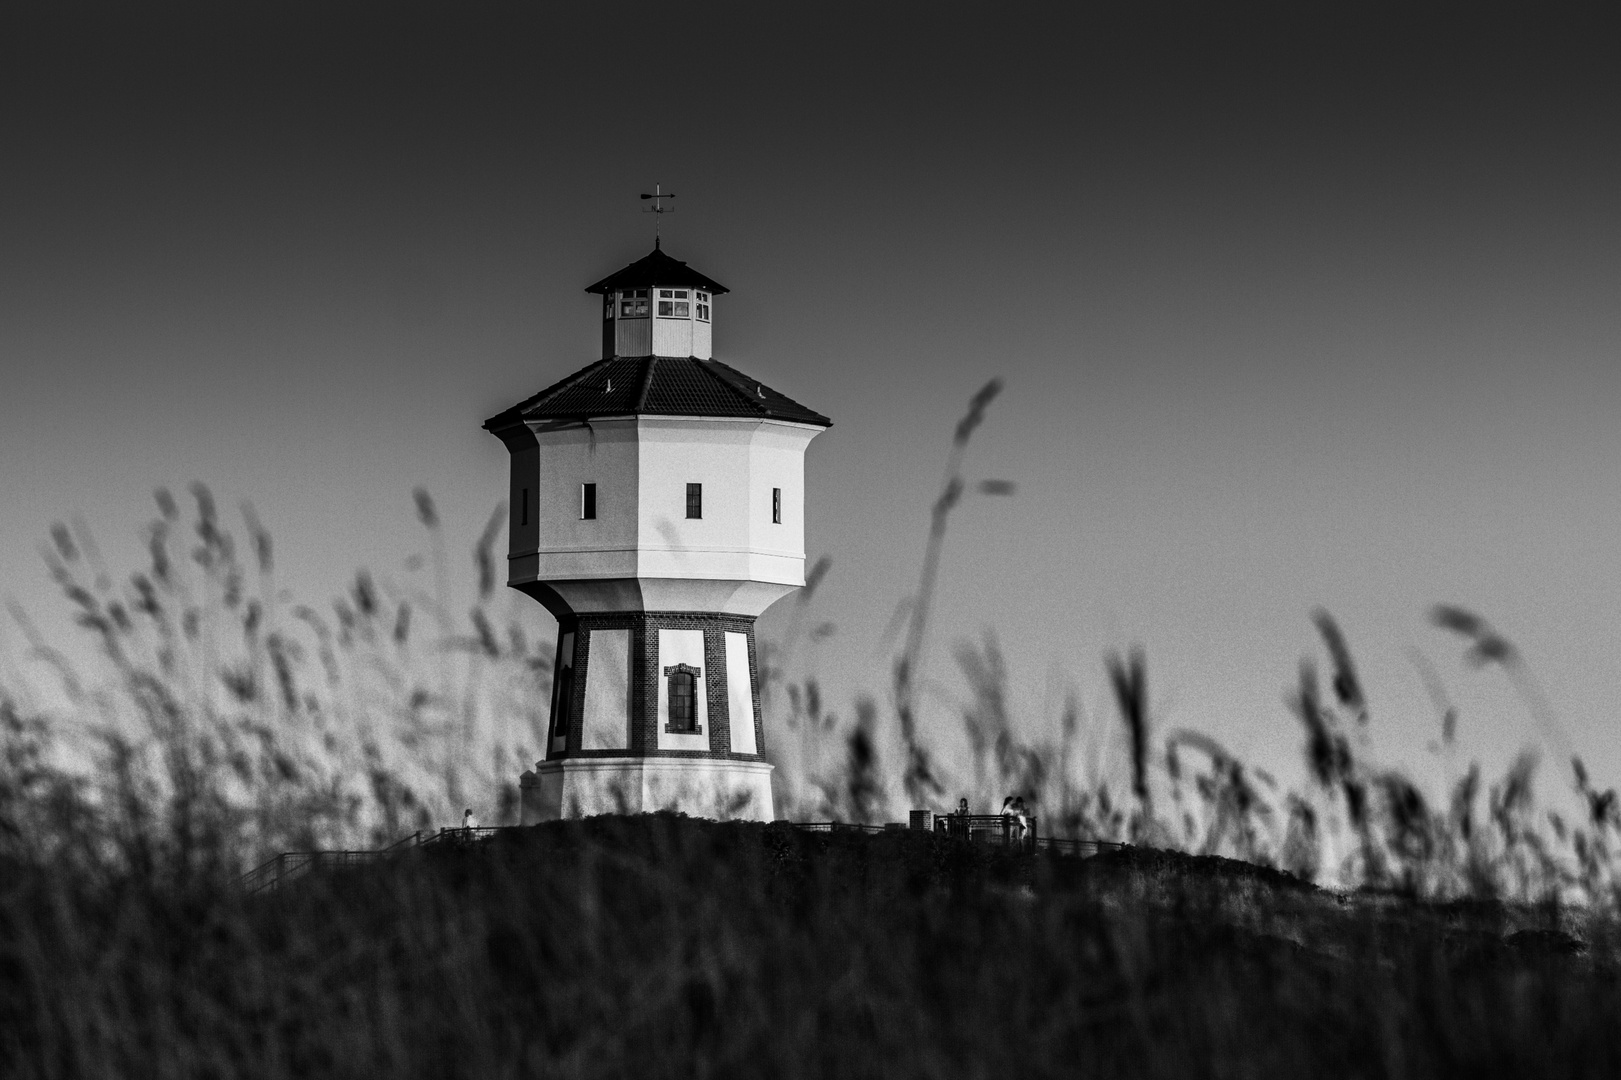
[664,663,702,734]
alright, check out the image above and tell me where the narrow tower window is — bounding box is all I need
[581,483,597,520]
[686,483,702,519]
[772,487,781,524]
[551,630,576,747]
[696,292,710,321]
[664,663,702,734]
[553,665,574,739]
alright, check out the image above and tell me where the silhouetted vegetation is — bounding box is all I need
[6,386,1621,1074]
[4,816,1620,1078]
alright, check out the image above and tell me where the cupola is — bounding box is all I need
[585,244,729,360]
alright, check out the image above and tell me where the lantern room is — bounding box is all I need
[587,244,728,360]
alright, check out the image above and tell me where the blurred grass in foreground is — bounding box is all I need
[7,384,1621,1073]
[2,484,549,877]
[3,816,1618,1079]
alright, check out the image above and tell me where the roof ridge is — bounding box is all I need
[633,356,658,412]
[497,357,616,423]
[694,359,770,416]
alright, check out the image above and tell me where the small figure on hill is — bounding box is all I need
[1002,796,1029,847]
[462,808,478,833]
[954,797,971,837]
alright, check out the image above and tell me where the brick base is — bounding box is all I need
[544,611,764,762]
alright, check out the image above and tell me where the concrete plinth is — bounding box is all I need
[519,757,774,824]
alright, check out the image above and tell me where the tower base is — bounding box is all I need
[519,757,774,824]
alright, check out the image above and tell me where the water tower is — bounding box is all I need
[484,241,830,822]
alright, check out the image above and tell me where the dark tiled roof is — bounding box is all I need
[484,357,831,430]
[583,246,729,296]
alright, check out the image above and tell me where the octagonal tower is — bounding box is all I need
[485,244,831,822]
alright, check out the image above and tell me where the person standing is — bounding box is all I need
[1012,796,1031,849]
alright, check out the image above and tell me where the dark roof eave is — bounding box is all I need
[487,355,829,429]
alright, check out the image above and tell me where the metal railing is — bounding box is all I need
[241,848,399,895]
[242,826,525,894]
[792,814,1125,857]
[419,826,507,847]
[923,813,1042,850]
[1033,836,1126,858]
[792,822,893,836]
[243,815,1123,893]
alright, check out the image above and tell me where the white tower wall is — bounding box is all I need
[508,417,820,615]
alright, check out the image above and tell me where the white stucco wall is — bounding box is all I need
[656,628,709,751]
[522,757,774,822]
[637,418,751,576]
[581,628,630,750]
[510,416,822,617]
[526,420,640,581]
[635,418,818,585]
[724,631,756,755]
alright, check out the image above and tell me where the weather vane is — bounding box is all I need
[640,183,675,247]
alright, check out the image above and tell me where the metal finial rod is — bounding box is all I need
[640,183,675,247]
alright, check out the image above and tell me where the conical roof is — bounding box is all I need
[484,356,830,430]
[583,246,729,296]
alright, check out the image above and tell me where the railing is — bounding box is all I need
[926,813,1038,847]
[419,826,507,847]
[242,826,519,894]
[792,822,893,836]
[1033,836,1126,858]
[792,815,1124,857]
[241,848,399,895]
[243,815,1122,893]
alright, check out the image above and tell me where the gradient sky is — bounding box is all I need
[5,3,1621,802]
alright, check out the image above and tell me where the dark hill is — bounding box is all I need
[4,814,1617,1079]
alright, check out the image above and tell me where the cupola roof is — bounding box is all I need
[583,246,730,296]
[484,356,830,430]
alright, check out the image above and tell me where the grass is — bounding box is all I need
[7,385,1621,1073]
[4,816,1619,1079]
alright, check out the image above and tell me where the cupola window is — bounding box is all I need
[618,290,649,318]
[696,292,710,321]
[657,289,690,318]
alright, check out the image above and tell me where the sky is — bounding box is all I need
[4,2,1621,805]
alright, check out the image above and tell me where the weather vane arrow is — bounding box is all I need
[640,183,675,247]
